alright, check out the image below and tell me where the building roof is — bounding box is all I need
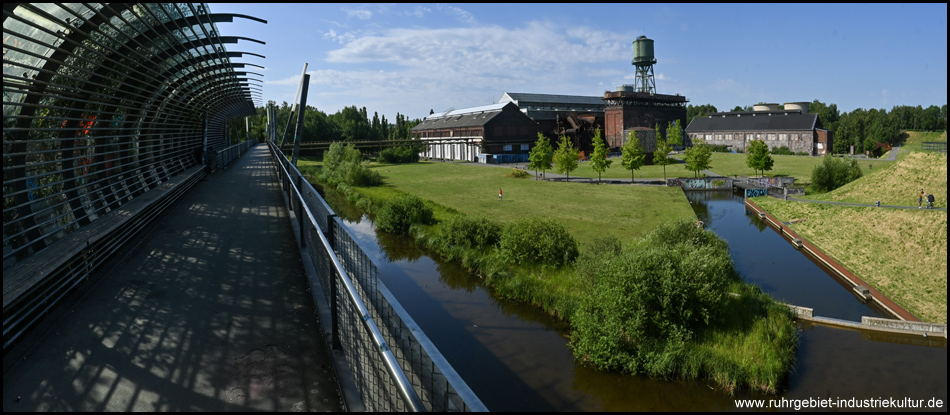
[685,112,819,132]
[412,102,525,131]
[427,102,507,119]
[500,92,605,107]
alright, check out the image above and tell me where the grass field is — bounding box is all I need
[549,152,890,186]
[898,130,947,156]
[299,158,697,246]
[753,198,947,323]
[799,151,947,208]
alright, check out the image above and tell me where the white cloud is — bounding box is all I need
[437,4,477,25]
[656,73,670,81]
[345,8,372,20]
[409,5,431,18]
[323,29,357,45]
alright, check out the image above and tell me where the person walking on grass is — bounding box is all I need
[498,188,503,201]
[919,188,925,208]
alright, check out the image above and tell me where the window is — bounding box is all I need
[778,133,787,141]
[504,144,512,152]
[767,134,777,141]
[520,144,529,151]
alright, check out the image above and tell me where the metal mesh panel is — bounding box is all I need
[3,3,263,269]
[266,142,486,411]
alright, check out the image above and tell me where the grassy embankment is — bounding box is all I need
[898,130,947,156]
[753,149,947,323]
[300,157,798,393]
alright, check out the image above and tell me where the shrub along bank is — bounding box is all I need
[306,166,797,394]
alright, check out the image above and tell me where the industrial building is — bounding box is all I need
[411,102,539,163]
[412,35,690,163]
[684,102,833,156]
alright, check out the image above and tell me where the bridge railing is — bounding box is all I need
[267,142,486,412]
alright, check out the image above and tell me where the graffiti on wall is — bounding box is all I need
[746,188,768,198]
[685,179,706,189]
[667,179,682,187]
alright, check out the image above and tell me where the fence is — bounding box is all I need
[921,142,947,153]
[268,142,486,412]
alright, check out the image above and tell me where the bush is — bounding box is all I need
[504,168,532,179]
[321,142,382,186]
[770,146,794,155]
[498,217,578,266]
[375,194,433,234]
[810,155,862,193]
[569,219,735,374]
[378,145,420,164]
[438,214,502,249]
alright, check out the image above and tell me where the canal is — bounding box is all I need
[323,187,947,411]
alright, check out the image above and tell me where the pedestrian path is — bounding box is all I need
[780,195,946,211]
[2,145,344,412]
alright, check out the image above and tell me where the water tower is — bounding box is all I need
[632,36,657,94]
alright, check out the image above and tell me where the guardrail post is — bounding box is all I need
[297,175,306,248]
[327,214,341,350]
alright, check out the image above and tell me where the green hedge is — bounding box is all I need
[499,217,578,266]
[375,194,433,234]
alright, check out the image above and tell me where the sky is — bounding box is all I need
[210,3,948,122]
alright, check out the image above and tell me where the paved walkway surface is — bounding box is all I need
[2,145,344,411]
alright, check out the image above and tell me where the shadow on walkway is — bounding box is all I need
[2,145,343,411]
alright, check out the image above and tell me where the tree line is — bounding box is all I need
[228,101,422,145]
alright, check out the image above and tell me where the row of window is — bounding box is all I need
[699,133,807,142]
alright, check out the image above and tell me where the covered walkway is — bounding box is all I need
[2,146,343,411]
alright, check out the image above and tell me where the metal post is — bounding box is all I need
[292,74,310,167]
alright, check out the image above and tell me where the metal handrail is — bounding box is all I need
[267,141,426,411]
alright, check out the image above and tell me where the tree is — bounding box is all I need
[588,128,612,183]
[666,120,683,147]
[527,133,554,179]
[653,135,674,181]
[811,156,862,193]
[683,137,713,178]
[621,129,646,182]
[745,139,774,177]
[553,135,579,182]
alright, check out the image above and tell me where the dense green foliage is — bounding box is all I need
[528,133,554,178]
[589,128,612,182]
[745,139,774,177]
[569,219,736,374]
[620,129,647,180]
[684,138,713,177]
[375,194,434,234]
[377,144,421,164]
[665,120,683,147]
[686,103,718,127]
[499,217,579,267]
[810,156,863,193]
[438,214,502,250]
[553,135,580,180]
[321,142,382,186]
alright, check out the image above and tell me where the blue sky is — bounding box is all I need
[211,3,948,122]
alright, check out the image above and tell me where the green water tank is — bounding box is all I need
[633,36,655,65]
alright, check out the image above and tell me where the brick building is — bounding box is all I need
[684,107,833,156]
[411,102,539,162]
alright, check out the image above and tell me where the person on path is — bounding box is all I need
[498,188,503,201]
[919,188,925,208]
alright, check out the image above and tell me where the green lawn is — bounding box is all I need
[898,130,947,156]
[307,159,696,246]
[559,152,891,185]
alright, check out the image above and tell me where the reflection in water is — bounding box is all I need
[319,186,946,411]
